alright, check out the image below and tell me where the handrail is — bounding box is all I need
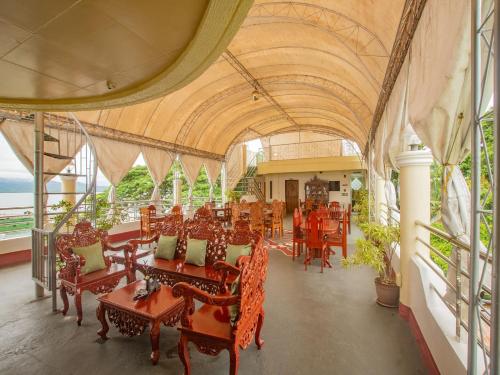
[415,219,470,251]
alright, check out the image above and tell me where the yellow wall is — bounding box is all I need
[257,156,364,175]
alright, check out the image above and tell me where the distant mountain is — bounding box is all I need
[0,178,107,193]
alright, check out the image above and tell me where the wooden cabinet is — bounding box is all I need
[304,176,329,206]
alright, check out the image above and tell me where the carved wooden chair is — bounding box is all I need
[173,237,268,375]
[249,203,265,236]
[140,206,157,239]
[292,208,305,261]
[56,221,134,325]
[265,200,283,239]
[231,204,241,227]
[324,210,348,258]
[170,204,184,224]
[193,206,213,221]
[304,212,329,273]
[329,201,342,220]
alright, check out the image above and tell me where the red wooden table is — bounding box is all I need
[96,280,184,365]
[301,219,339,234]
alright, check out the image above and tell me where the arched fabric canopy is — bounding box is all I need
[68,0,405,157]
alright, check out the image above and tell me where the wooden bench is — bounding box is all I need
[172,235,268,375]
[128,211,261,295]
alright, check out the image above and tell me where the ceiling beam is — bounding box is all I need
[0,110,225,161]
[367,0,427,153]
[223,49,301,130]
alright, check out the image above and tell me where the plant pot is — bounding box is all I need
[374,277,399,308]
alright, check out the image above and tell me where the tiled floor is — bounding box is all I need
[0,220,426,374]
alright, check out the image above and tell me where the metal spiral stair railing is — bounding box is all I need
[31,112,97,311]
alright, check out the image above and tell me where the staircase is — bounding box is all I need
[231,151,265,201]
[31,112,97,311]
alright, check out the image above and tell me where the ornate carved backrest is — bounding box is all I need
[292,208,302,237]
[181,218,226,265]
[249,204,263,226]
[329,202,341,220]
[231,204,240,223]
[227,220,261,247]
[271,201,282,224]
[55,221,108,280]
[140,207,151,230]
[193,206,212,221]
[305,212,323,248]
[171,205,182,215]
[239,200,250,210]
[204,201,214,210]
[148,204,156,215]
[317,206,329,219]
[156,216,185,256]
[233,237,268,348]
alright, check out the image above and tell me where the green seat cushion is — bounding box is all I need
[229,275,240,326]
[185,238,208,266]
[72,241,106,275]
[155,235,178,260]
[225,243,251,266]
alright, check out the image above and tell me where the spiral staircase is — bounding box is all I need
[29,112,97,311]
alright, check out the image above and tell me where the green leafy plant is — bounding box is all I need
[226,189,241,203]
[342,222,400,284]
[352,188,372,225]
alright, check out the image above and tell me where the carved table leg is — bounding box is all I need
[255,308,265,349]
[150,320,161,365]
[75,290,83,326]
[178,335,191,375]
[60,285,69,315]
[96,302,109,340]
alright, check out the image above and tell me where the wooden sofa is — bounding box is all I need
[173,235,268,375]
[55,221,134,325]
[128,212,261,295]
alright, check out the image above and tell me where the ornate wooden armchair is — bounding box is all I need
[324,210,348,258]
[173,237,268,375]
[304,212,329,273]
[140,205,157,239]
[249,204,264,236]
[55,221,134,325]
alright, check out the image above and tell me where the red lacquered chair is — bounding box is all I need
[316,206,329,219]
[292,208,305,261]
[304,212,329,273]
[324,211,348,258]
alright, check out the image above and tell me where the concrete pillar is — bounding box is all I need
[60,175,77,205]
[396,149,433,307]
[173,170,182,206]
[374,175,387,224]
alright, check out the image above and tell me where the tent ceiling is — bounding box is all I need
[0,0,253,109]
[4,0,406,157]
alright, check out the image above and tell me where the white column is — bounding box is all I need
[60,175,77,205]
[396,149,433,307]
[374,175,387,224]
[221,162,227,204]
[173,170,182,206]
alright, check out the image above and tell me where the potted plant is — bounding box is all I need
[342,222,400,307]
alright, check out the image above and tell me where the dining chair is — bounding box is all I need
[304,211,328,273]
[292,208,305,261]
[249,203,265,236]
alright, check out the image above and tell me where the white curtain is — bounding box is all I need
[179,154,204,187]
[226,144,245,190]
[0,120,84,183]
[204,158,222,201]
[406,0,483,301]
[141,146,174,204]
[91,137,140,203]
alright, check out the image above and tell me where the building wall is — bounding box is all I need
[264,171,353,206]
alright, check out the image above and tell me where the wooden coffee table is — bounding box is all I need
[96,280,184,365]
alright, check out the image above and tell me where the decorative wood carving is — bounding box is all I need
[304,175,329,206]
[173,237,268,375]
[55,220,133,325]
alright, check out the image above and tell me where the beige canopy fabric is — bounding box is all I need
[91,137,140,203]
[0,119,84,183]
[70,0,405,157]
[141,146,174,204]
[204,159,222,186]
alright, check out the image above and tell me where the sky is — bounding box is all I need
[0,133,145,187]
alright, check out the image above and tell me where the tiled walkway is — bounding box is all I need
[0,221,426,374]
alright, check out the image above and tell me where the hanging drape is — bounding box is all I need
[226,144,245,190]
[406,0,479,299]
[0,120,84,183]
[204,158,222,201]
[141,146,174,204]
[179,154,204,187]
[91,137,140,203]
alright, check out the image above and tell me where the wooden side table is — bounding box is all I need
[96,280,184,365]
